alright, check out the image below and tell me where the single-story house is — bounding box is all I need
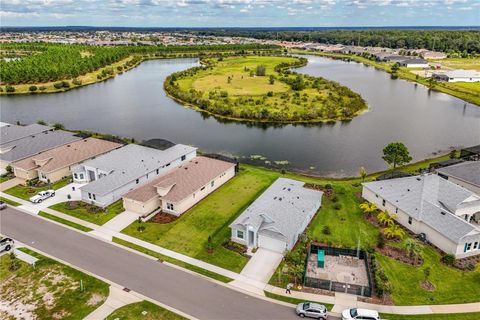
[433,70,480,83]
[437,162,480,196]
[420,51,447,60]
[0,129,81,171]
[74,143,197,207]
[1,123,52,145]
[362,174,480,258]
[230,178,323,253]
[398,58,429,68]
[460,145,480,161]
[11,138,122,183]
[123,156,235,216]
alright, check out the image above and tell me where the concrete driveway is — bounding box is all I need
[241,248,284,283]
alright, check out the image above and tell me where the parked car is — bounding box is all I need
[342,308,379,320]
[296,302,328,319]
[29,190,55,203]
[0,201,7,210]
[0,238,14,252]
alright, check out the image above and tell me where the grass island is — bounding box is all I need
[164,55,368,122]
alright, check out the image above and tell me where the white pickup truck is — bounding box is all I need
[29,190,55,203]
[0,238,14,252]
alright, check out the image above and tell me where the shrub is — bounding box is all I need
[137,225,146,233]
[322,225,331,235]
[256,65,266,76]
[39,86,47,91]
[377,233,386,249]
[6,85,15,93]
[29,85,38,92]
[267,91,273,97]
[61,81,70,88]
[442,254,455,266]
[5,165,13,174]
[53,82,63,89]
[331,195,339,203]
[72,78,82,86]
[324,184,333,189]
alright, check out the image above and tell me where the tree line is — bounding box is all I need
[190,29,480,54]
[0,43,280,85]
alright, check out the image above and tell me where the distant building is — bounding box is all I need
[433,70,480,83]
[421,51,447,60]
[398,58,429,68]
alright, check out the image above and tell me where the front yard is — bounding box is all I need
[49,199,124,225]
[106,301,186,320]
[3,177,70,201]
[0,248,109,320]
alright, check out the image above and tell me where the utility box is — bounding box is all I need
[318,249,325,268]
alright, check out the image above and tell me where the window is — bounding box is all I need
[74,173,78,179]
[79,173,84,180]
[156,169,159,175]
[474,242,479,250]
[166,163,170,167]
[93,194,96,200]
[382,199,386,206]
[181,155,186,161]
[375,194,378,198]
[200,186,205,191]
[88,193,92,199]
[136,179,139,184]
[236,230,244,239]
[167,203,174,210]
[464,243,472,252]
[193,193,195,199]
[395,207,398,214]
[211,180,214,187]
[408,217,412,225]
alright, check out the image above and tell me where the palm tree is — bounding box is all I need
[403,238,422,264]
[359,166,367,182]
[377,210,397,226]
[383,223,406,239]
[359,202,377,217]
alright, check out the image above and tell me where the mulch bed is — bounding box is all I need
[420,280,436,292]
[304,183,334,198]
[453,254,480,271]
[378,245,423,266]
[149,212,178,224]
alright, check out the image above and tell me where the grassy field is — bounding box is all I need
[38,211,93,232]
[0,196,21,206]
[49,199,124,225]
[4,177,70,201]
[431,58,480,71]
[0,248,109,320]
[292,50,480,106]
[168,55,367,122]
[106,301,186,320]
[112,237,233,283]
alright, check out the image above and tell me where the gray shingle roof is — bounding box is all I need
[230,178,322,243]
[1,123,52,144]
[437,161,480,189]
[79,144,196,195]
[362,175,480,243]
[0,130,81,163]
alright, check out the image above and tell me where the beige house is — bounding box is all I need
[362,174,480,259]
[123,156,236,216]
[11,138,122,183]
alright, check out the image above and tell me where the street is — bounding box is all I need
[0,207,340,320]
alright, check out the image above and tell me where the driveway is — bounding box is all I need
[0,177,24,192]
[240,248,284,283]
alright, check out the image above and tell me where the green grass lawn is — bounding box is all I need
[122,165,279,272]
[49,199,124,225]
[376,246,480,305]
[0,174,14,183]
[38,211,93,232]
[4,177,70,201]
[0,248,109,320]
[112,237,233,283]
[106,300,186,320]
[264,291,333,311]
[0,196,21,206]
[381,313,480,320]
[431,58,480,71]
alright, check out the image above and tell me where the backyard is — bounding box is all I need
[49,199,124,225]
[0,248,109,320]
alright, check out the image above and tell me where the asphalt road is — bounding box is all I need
[1,208,340,320]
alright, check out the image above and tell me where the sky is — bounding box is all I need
[0,0,479,28]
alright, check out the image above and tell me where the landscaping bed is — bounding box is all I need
[49,200,124,225]
[0,248,108,320]
[377,245,423,267]
[149,212,178,224]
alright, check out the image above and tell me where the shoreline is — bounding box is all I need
[293,50,480,107]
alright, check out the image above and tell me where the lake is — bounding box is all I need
[1,56,479,177]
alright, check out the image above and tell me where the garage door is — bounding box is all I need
[258,234,286,253]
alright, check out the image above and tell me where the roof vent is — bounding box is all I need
[441,211,446,215]
[279,197,282,201]
[407,189,410,192]
[67,145,71,147]
[274,197,277,200]
[288,188,291,191]
[416,177,421,181]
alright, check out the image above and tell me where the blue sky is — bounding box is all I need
[1,0,479,27]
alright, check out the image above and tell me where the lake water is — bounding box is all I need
[1,56,479,177]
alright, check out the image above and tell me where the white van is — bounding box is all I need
[342,308,380,320]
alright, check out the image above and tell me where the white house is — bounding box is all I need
[73,143,197,207]
[436,161,480,196]
[123,156,235,216]
[398,58,429,68]
[362,174,480,258]
[230,178,322,253]
[433,69,480,83]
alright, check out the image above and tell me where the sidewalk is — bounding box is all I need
[84,285,142,320]
[2,191,480,316]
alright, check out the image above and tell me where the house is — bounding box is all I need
[421,51,447,60]
[74,143,197,207]
[460,145,480,161]
[437,162,480,195]
[0,130,81,171]
[1,123,52,145]
[11,138,122,183]
[123,156,235,216]
[362,174,480,258]
[398,58,429,68]
[433,70,480,83]
[230,178,322,253]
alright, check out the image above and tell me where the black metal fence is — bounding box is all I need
[303,244,373,297]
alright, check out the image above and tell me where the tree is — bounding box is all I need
[269,75,275,85]
[403,238,422,263]
[377,210,397,226]
[449,149,457,159]
[382,142,412,169]
[383,223,406,239]
[359,166,367,182]
[37,120,47,125]
[53,123,65,130]
[256,65,266,76]
[391,63,400,73]
[359,202,377,217]
[5,165,13,174]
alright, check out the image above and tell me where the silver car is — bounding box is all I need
[0,201,7,210]
[296,302,328,319]
[0,238,14,252]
